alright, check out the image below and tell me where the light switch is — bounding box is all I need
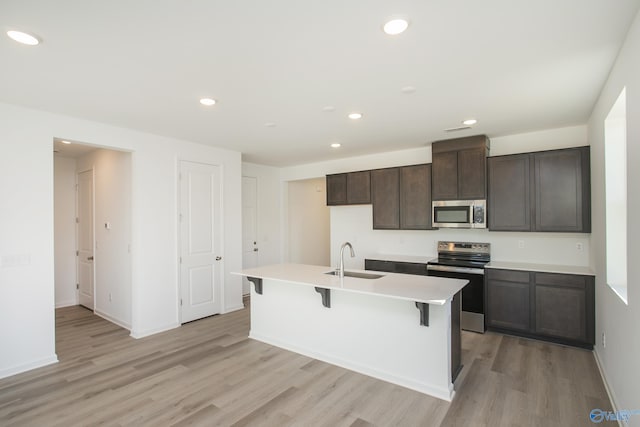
[105,222,111,230]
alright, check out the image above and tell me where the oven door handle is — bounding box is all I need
[427,265,485,275]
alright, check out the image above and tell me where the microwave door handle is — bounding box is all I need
[469,204,474,223]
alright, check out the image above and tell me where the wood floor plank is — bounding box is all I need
[0,302,614,427]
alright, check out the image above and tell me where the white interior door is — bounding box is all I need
[242,176,259,295]
[77,169,94,310]
[180,161,222,323]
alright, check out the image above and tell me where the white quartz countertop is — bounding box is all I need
[485,261,595,276]
[234,263,468,305]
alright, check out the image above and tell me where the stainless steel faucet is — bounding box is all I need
[339,242,355,278]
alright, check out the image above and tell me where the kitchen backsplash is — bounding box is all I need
[329,205,590,270]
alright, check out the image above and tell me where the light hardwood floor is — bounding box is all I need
[0,300,613,426]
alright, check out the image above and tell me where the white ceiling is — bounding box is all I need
[2,1,639,166]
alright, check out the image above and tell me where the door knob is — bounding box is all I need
[215,256,222,261]
[88,256,94,261]
[253,248,259,252]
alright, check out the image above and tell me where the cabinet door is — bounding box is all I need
[486,269,531,331]
[535,286,586,342]
[371,168,400,229]
[458,147,486,200]
[534,273,591,343]
[488,154,532,231]
[400,164,432,229]
[347,171,371,204]
[326,174,347,205]
[534,147,590,232]
[432,151,458,200]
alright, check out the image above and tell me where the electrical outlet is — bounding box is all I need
[602,332,606,348]
[576,242,584,251]
[517,240,525,249]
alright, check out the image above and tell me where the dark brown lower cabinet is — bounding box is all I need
[486,268,595,349]
[534,272,593,344]
[486,269,531,331]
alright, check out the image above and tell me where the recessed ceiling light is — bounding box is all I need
[61,140,72,145]
[383,18,409,35]
[348,112,363,120]
[7,30,40,46]
[199,98,216,106]
[462,119,478,126]
[330,143,341,148]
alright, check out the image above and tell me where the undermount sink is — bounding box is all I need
[324,270,385,279]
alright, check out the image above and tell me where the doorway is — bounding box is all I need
[53,139,132,329]
[242,176,258,295]
[287,177,330,266]
[76,169,94,309]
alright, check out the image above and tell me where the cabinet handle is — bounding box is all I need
[215,256,222,261]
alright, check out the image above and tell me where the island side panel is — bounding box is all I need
[249,278,454,401]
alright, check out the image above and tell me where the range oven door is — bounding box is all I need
[427,265,485,333]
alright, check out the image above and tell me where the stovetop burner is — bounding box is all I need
[428,240,491,268]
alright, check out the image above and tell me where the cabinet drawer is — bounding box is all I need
[535,273,586,289]
[364,259,396,273]
[395,262,428,276]
[486,269,530,283]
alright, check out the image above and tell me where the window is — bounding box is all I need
[604,87,628,304]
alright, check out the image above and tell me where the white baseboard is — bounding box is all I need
[0,355,59,380]
[130,322,180,339]
[593,348,627,427]
[55,299,78,308]
[249,331,454,402]
[222,304,245,314]
[94,309,131,331]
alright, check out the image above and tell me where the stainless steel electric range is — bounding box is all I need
[427,241,490,333]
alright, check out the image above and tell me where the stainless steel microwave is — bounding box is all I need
[432,200,486,229]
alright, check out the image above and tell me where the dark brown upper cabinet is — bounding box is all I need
[488,153,532,231]
[488,146,591,232]
[371,164,435,230]
[326,171,371,205]
[371,168,400,229]
[400,164,433,230]
[432,135,489,201]
[534,147,591,232]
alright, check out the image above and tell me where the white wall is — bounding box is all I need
[0,102,243,379]
[0,109,58,378]
[77,148,132,329]
[54,156,78,308]
[287,178,330,266]
[588,9,640,424]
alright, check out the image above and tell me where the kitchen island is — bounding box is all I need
[233,263,467,401]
